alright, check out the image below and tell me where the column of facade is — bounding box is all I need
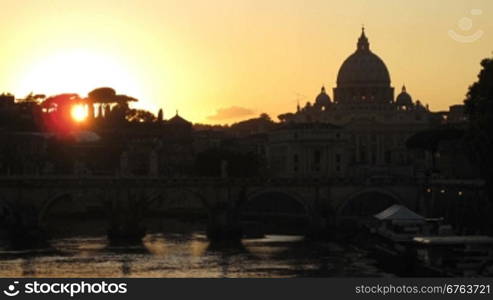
[302,147,307,176]
[355,134,360,163]
[376,134,382,165]
[327,145,332,175]
[286,147,292,175]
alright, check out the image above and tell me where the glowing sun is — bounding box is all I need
[15,50,147,109]
[71,105,88,122]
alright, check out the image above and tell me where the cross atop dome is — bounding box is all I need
[357,26,370,52]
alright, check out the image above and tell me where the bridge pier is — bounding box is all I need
[106,189,146,245]
[206,203,242,242]
[1,203,49,249]
[305,212,328,240]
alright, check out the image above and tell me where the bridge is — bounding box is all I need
[1,175,472,244]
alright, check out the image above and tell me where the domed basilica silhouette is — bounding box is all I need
[272,28,466,178]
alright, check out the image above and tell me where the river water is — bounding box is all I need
[0,233,391,278]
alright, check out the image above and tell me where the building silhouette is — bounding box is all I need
[0,29,474,181]
[272,28,466,179]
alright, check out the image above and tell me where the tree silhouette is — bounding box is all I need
[88,87,139,125]
[406,127,464,172]
[157,108,163,122]
[259,113,271,121]
[0,87,159,132]
[464,57,493,199]
[97,105,103,118]
[126,109,156,123]
[41,93,81,110]
[88,87,117,104]
[40,93,82,134]
[18,93,46,103]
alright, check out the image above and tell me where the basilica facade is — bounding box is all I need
[270,29,460,179]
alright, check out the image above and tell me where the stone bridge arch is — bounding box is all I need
[241,188,313,221]
[38,192,77,225]
[38,188,110,226]
[144,187,210,210]
[337,187,402,217]
[237,187,328,238]
[245,188,311,209]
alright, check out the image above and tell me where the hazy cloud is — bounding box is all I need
[207,106,255,121]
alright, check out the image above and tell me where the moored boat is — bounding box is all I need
[413,236,493,277]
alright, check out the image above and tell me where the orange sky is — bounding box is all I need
[0,0,492,124]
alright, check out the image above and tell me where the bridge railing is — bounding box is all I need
[0,174,422,187]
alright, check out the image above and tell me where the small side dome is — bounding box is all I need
[315,86,331,106]
[396,85,413,106]
[168,110,192,125]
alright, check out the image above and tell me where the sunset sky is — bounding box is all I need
[0,0,492,123]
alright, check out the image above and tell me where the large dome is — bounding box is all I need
[336,29,391,87]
